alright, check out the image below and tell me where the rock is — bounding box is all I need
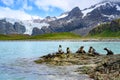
[32,27,43,35]
[66,7,83,19]
[34,51,120,79]
[0,19,16,34]
[14,22,26,34]
[0,20,7,34]
[32,26,53,35]
[93,55,120,80]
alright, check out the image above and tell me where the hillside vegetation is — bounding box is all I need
[88,19,120,38]
[0,32,81,40]
[30,32,81,40]
[0,34,30,40]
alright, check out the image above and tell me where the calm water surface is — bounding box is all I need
[0,41,120,80]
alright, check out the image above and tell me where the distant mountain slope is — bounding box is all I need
[0,19,25,34]
[32,1,120,36]
[88,18,120,37]
[2,18,50,35]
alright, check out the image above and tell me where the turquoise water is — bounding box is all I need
[0,41,120,80]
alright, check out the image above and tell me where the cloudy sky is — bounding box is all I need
[0,0,119,20]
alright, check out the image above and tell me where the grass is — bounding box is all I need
[0,31,120,40]
[0,32,81,40]
[0,34,30,40]
[30,32,81,40]
[86,18,120,39]
[86,30,120,39]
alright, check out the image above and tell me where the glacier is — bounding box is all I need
[21,20,49,35]
[3,18,50,35]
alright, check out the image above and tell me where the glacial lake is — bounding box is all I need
[0,41,120,80]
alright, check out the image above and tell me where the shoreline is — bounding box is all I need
[0,38,120,42]
[45,64,94,80]
[35,53,120,80]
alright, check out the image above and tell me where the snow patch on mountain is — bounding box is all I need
[116,5,120,10]
[3,18,20,24]
[102,14,115,20]
[95,1,115,9]
[45,17,56,22]
[21,20,49,35]
[67,19,74,23]
[82,8,94,18]
[2,18,50,35]
[57,12,68,19]
[82,1,115,18]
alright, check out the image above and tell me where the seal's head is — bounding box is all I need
[90,46,93,49]
[104,48,108,50]
[59,45,62,47]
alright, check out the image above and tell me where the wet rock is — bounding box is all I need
[34,52,120,80]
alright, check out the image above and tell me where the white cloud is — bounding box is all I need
[0,6,40,20]
[34,0,101,11]
[23,0,33,10]
[23,4,32,10]
[1,0,33,10]
[1,0,14,6]
[1,0,119,20]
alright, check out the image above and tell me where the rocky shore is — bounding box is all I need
[34,53,120,80]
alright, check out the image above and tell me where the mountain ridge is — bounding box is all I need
[1,1,120,36]
[32,1,120,36]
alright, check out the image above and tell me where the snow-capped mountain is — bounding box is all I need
[0,12,69,35]
[38,16,57,23]
[32,1,120,36]
[57,12,69,19]
[82,1,120,19]
[0,18,50,35]
[1,1,120,36]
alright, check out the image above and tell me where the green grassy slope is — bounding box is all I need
[30,32,81,40]
[88,19,120,38]
[87,30,120,38]
[0,32,81,40]
[0,34,30,40]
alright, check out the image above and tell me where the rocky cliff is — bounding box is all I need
[0,19,26,34]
